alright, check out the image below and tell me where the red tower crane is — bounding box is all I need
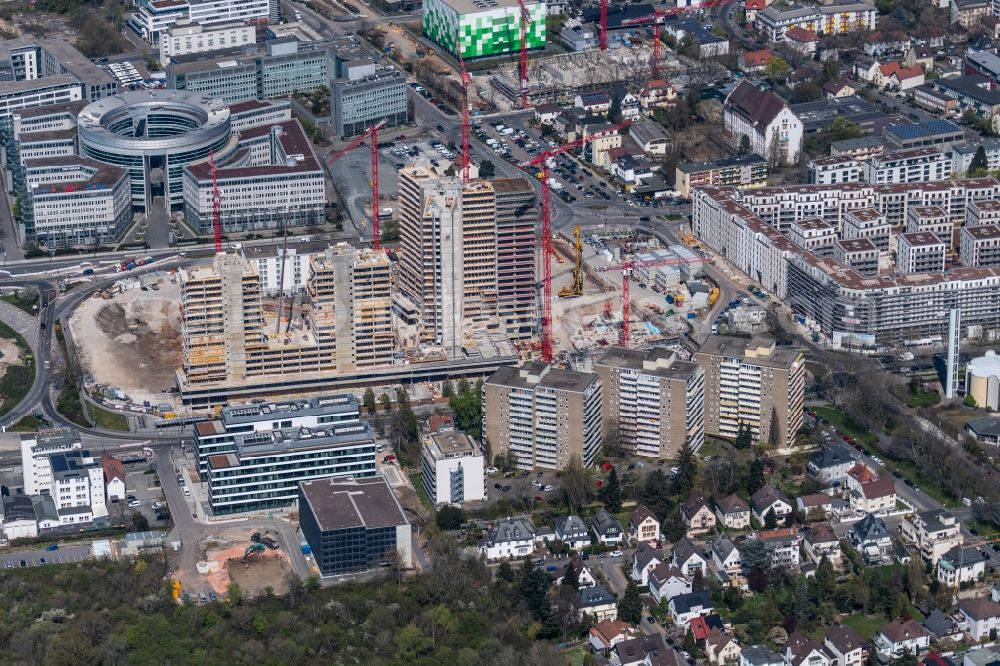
[597,256,695,348]
[209,149,222,254]
[521,121,630,362]
[516,0,530,108]
[456,32,472,183]
[328,119,386,250]
[620,0,728,75]
[599,0,608,50]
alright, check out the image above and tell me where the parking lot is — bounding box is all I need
[121,466,169,529]
[2,544,90,569]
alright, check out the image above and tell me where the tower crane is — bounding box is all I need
[559,225,584,298]
[597,255,695,348]
[620,0,728,77]
[209,149,222,254]
[516,0,530,108]
[520,121,630,362]
[456,30,472,183]
[328,119,387,250]
[600,0,608,50]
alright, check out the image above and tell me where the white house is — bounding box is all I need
[754,528,801,569]
[937,546,987,588]
[554,515,592,551]
[707,629,742,665]
[588,619,640,652]
[534,103,563,125]
[556,556,597,589]
[629,505,661,544]
[750,485,792,524]
[803,524,843,568]
[900,509,963,565]
[874,619,930,660]
[960,597,1000,641]
[785,633,832,666]
[480,517,536,561]
[711,534,742,574]
[590,509,624,545]
[681,496,717,537]
[850,478,897,514]
[578,585,618,622]
[671,537,708,577]
[716,494,751,530]
[575,91,612,115]
[669,591,713,627]
[102,453,126,502]
[648,562,692,605]
[723,81,803,165]
[631,543,664,585]
[850,514,893,565]
[824,625,866,666]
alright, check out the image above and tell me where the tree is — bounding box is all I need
[767,131,784,170]
[764,56,791,82]
[963,394,977,408]
[396,387,410,409]
[602,466,622,512]
[436,505,465,530]
[738,134,751,156]
[602,421,626,459]
[825,117,865,143]
[380,392,392,412]
[970,145,989,176]
[617,581,643,624]
[449,381,483,435]
[746,456,766,495]
[424,605,458,650]
[767,409,782,450]
[363,387,377,413]
[478,159,496,179]
[561,455,590,512]
[740,539,771,592]
[441,381,454,398]
[735,422,754,450]
[763,508,778,529]
[672,438,698,496]
[562,560,580,589]
[608,95,623,124]
[662,507,687,542]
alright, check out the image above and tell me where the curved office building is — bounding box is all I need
[77,89,238,212]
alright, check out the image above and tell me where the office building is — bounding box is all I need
[675,153,768,198]
[158,20,256,64]
[129,0,269,44]
[695,336,805,448]
[865,148,952,185]
[0,39,116,104]
[48,450,108,520]
[787,218,836,256]
[807,155,861,185]
[754,1,876,41]
[842,207,890,253]
[833,238,880,275]
[299,475,412,576]
[193,394,362,477]
[594,347,705,459]
[897,232,945,274]
[20,429,82,496]
[331,62,408,138]
[906,205,953,249]
[420,429,486,505]
[482,362,603,470]
[422,0,546,60]
[206,421,377,514]
[960,224,1000,268]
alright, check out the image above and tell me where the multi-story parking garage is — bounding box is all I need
[77,89,238,212]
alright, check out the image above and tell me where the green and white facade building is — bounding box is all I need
[423,0,546,60]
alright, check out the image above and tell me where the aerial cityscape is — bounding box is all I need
[2,0,1000,662]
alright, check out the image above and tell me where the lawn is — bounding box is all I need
[561,644,589,666]
[842,613,887,640]
[892,383,941,408]
[1,292,38,315]
[89,403,129,431]
[0,321,36,417]
[812,405,878,446]
[408,472,434,510]
[57,383,89,427]
[10,415,42,431]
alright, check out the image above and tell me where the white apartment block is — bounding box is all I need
[966,199,1000,228]
[158,20,256,64]
[788,218,837,256]
[833,237,880,276]
[242,242,326,296]
[842,207,890,253]
[755,2,876,42]
[49,451,108,519]
[897,232,946,274]
[724,81,804,165]
[130,0,268,44]
[906,205,954,249]
[952,140,1000,175]
[20,430,81,496]
[960,224,1000,267]
[420,430,486,506]
[865,148,952,185]
[594,347,706,460]
[808,156,862,185]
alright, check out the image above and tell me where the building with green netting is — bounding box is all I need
[422,0,546,60]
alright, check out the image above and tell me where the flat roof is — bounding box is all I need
[964,224,1000,240]
[697,335,802,369]
[835,237,878,253]
[427,430,480,459]
[677,153,766,174]
[970,199,1000,213]
[909,205,947,218]
[299,475,408,532]
[790,217,836,231]
[486,361,598,393]
[595,346,701,381]
[900,231,944,247]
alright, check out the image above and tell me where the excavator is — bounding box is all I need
[559,225,585,298]
[242,543,266,563]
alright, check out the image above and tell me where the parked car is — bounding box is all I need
[46,544,59,551]
[486,466,498,474]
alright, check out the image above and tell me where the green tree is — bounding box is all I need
[964,394,978,408]
[436,505,465,530]
[763,508,778,529]
[764,56,791,82]
[394,622,431,662]
[442,380,454,398]
[673,438,697,496]
[562,560,580,589]
[738,134,751,156]
[363,387,377,413]
[608,95,623,123]
[602,466,622,512]
[617,581,643,624]
[424,605,458,650]
[561,455,590,512]
[740,539,771,592]
[662,507,687,541]
[735,422,754,450]
[746,457,766,495]
[449,381,483,435]
[396,387,410,409]
[970,145,989,176]
[478,159,496,179]
[825,117,865,143]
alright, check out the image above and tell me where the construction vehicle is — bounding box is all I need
[559,225,584,298]
[251,532,280,549]
[708,287,720,306]
[243,543,266,562]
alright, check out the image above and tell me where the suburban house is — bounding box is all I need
[922,609,964,643]
[588,619,640,653]
[864,30,909,56]
[480,517,537,560]
[797,493,835,519]
[785,632,832,666]
[900,510,963,564]
[639,79,677,110]
[754,528,802,569]
[854,55,881,84]
[534,103,563,124]
[875,619,931,660]
[554,515,591,550]
[681,496,717,536]
[959,597,1000,641]
[691,614,726,641]
[578,585,618,622]
[723,81,803,165]
[648,562,693,605]
[716,494,752,530]
[740,645,785,666]
[631,543,665,585]
[808,443,856,484]
[850,478,897,514]
[844,463,877,494]
[824,625,867,666]
[671,537,708,576]
[823,80,856,99]
[669,590,713,627]
[707,628,742,665]
[630,505,661,544]
[784,26,819,55]
[739,49,774,74]
[610,84,641,120]
[591,508,625,545]
[711,534,742,574]
[850,514,893,565]
[751,485,793,525]
[612,634,670,666]
[878,62,925,91]
[937,546,987,588]
[803,524,843,568]
[101,453,126,502]
[575,91,612,114]
[556,556,597,589]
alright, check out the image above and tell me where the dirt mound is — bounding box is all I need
[223,552,289,597]
[95,302,128,338]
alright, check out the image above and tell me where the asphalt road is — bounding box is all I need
[1,544,90,569]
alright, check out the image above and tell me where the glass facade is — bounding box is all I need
[299,495,399,576]
[422,0,546,60]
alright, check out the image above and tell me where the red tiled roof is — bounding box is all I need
[101,453,124,483]
[743,49,773,67]
[879,62,924,81]
[861,477,896,500]
[785,26,819,42]
[691,616,711,640]
[880,619,930,643]
[848,463,876,484]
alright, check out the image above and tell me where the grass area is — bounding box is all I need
[812,405,878,446]
[893,383,941,408]
[842,613,886,640]
[891,457,961,508]
[57,383,89,427]
[0,320,36,417]
[561,644,589,666]
[10,415,42,431]
[89,403,129,431]
[1,292,38,315]
[409,472,434,510]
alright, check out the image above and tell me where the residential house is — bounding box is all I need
[864,31,910,57]
[854,55,881,84]
[669,591,713,627]
[950,0,991,31]
[937,546,987,588]
[850,478,897,514]
[578,584,618,622]
[740,645,785,666]
[575,91,612,115]
[610,84,641,120]
[823,80,856,99]
[850,514,893,565]
[785,632,833,666]
[844,463,878,494]
[707,628,742,665]
[797,493,835,520]
[589,619,640,653]
[691,614,727,641]
[534,103,563,125]
[554,515,591,550]
[803,524,843,568]
[556,555,597,588]
[639,79,678,111]
[743,0,771,22]
[480,517,536,560]
[824,625,867,666]
[922,609,964,643]
[612,634,670,666]
[808,443,856,484]
[711,534,742,574]
[630,505,661,544]
[723,81,803,165]
[875,619,931,660]
[649,562,692,605]
[900,510,963,565]
[629,121,671,155]
[960,597,1000,641]
[751,485,792,524]
[784,26,819,55]
[671,537,708,577]
[754,527,802,569]
[553,108,585,141]
[739,49,773,74]
[631,543,665,585]
[716,494,752,530]
[682,496,716,537]
[591,508,625,545]
[101,453,126,502]
[614,154,654,185]
[878,62,925,91]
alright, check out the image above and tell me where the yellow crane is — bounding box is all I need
[559,226,585,298]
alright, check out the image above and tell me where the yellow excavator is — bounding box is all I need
[559,225,584,298]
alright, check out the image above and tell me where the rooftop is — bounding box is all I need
[964,224,1000,240]
[698,335,802,369]
[884,119,964,142]
[486,362,598,393]
[595,346,701,381]
[425,430,480,460]
[299,475,408,532]
[900,231,944,247]
[678,153,767,174]
[835,237,879,253]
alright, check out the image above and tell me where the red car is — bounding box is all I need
[381,455,396,464]
[595,480,604,488]
[533,495,544,502]
[600,463,614,471]
[842,435,852,444]
[396,134,407,140]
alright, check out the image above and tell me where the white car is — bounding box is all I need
[531,479,542,488]
[375,445,385,453]
[486,466,499,474]
[609,550,622,558]
[127,500,141,508]
[872,456,884,465]
[542,484,553,492]
[670,467,680,475]
[183,488,191,497]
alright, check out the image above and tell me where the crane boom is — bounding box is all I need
[597,255,695,348]
[457,32,472,183]
[209,149,222,254]
[558,225,584,298]
[600,0,608,50]
[516,0,530,108]
[327,119,387,250]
